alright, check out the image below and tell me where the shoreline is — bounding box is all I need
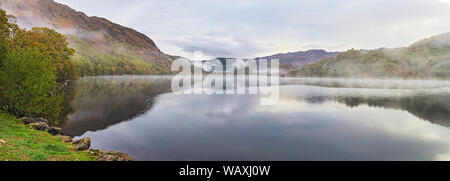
[0,112,132,161]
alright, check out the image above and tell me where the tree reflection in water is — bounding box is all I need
[61,76,172,137]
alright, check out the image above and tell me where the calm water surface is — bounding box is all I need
[61,76,450,161]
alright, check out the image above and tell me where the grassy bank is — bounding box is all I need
[0,112,97,161]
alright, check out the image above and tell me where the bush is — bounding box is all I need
[0,48,62,120]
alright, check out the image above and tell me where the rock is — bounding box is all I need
[100,151,133,161]
[20,117,48,125]
[56,135,73,143]
[0,139,6,146]
[28,122,50,131]
[73,137,91,151]
[47,127,63,135]
[27,122,63,136]
[23,119,63,136]
[89,149,133,161]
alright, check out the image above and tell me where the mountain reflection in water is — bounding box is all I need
[61,76,172,136]
[60,76,450,160]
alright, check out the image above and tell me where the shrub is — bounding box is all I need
[0,48,62,120]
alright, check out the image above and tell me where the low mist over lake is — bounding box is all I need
[61,76,450,161]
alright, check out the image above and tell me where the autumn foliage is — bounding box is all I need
[0,6,75,120]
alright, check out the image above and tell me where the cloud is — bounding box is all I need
[166,34,265,59]
[55,0,450,59]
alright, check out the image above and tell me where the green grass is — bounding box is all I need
[0,112,98,161]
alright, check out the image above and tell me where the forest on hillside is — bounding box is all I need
[289,33,450,79]
[67,35,173,77]
[0,0,174,77]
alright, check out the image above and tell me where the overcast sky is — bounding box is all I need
[55,0,450,60]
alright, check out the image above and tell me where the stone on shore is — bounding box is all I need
[47,127,63,135]
[22,117,64,136]
[28,122,50,131]
[73,137,91,151]
[20,117,48,125]
[89,149,133,161]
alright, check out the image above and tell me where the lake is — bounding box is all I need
[61,76,450,161]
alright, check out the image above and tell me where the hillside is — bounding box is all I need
[0,0,173,76]
[288,33,450,79]
[256,49,340,69]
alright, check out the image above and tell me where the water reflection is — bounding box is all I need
[280,85,450,126]
[338,94,450,126]
[61,76,172,136]
[61,76,450,160]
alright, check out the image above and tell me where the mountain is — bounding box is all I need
[256,49,340,69]
[288,32,450,79]
[0,0,173,76]
[408,32,450,53]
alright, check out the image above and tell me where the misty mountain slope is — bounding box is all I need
[289,32,450,79]
[408,32,450,54]
[0,0,173,76]
[256,50,340,69]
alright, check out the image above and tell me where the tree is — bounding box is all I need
[0,7,15,67]
[11,27,78,83]
[0,40,7,67]
[0,7,16,41]
[0,48,62,120]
